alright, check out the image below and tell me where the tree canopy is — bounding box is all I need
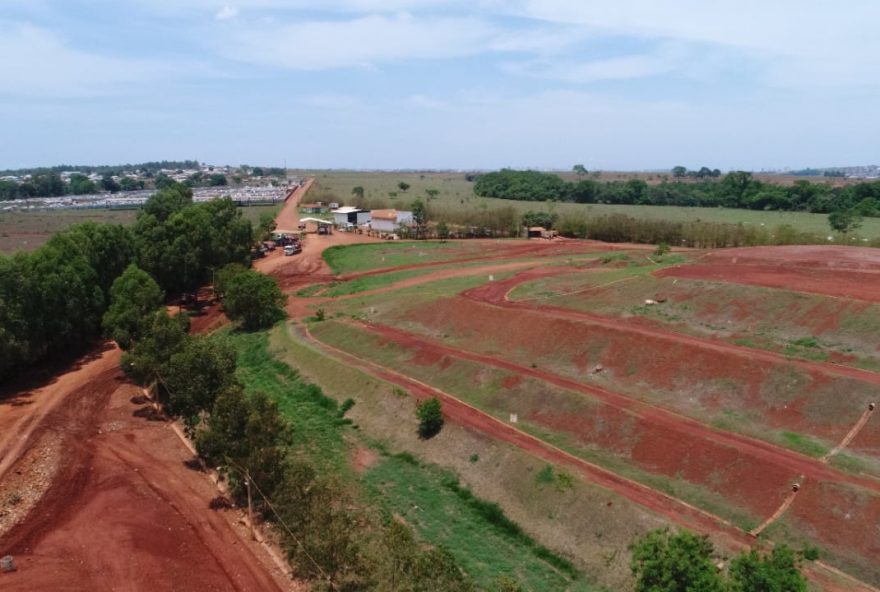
[473,168,880,216]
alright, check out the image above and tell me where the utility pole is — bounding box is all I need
[244,472,255,540]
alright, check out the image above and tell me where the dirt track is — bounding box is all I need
[467,267,880,388]
[658,245,880,303]
[358,321,880,495]
[299,324,751,547]
[0,367,289,591]
[294,243,880,590]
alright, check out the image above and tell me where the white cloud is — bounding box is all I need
[221,13,499,69]
[215,5,239,20]
[0,22,182,97]
[512,0,880,88]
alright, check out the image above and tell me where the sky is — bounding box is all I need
[1,1,878,171]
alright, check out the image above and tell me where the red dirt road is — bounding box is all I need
[0,348,290,591]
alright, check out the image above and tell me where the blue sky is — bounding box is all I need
[1,1,879,171]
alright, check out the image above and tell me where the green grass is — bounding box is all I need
[779,431,830,458]
[260,325,597,589]
[323,241,489,275]
[364,455,590,592]
[224,327,350,471]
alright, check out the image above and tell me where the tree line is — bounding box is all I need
[0,160,200,178]
[0,183,256,384]
[473,169,880,216]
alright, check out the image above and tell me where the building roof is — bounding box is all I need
[299,217,333,224]
[370,209,399,220]
[332,206,364,214]
[528,226,548,232]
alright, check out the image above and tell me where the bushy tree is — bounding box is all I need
[416,397,444,439]
[829,209,862,234]
[222,270,285,330]
[729,546,807,592]
[630,528,725,592]
[162,335,238,430]
[102,264,164,350]
[522,210,557,229]
[121,310,190,385]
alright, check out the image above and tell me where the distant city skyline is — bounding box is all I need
[2,1,879,171]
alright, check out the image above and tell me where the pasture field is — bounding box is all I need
[0,204,279,254]
[271,238,880,587]
[298,170,880,239]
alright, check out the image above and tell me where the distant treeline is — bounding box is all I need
[0,172,149,199]
[0,183,255,383]
[473,169,880,215]
[0,160,201,177]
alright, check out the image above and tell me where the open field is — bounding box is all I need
[0,204,280,254]
[298,170,880,239]
[264,233,880,588]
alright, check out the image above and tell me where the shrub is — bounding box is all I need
[416,397,444,439]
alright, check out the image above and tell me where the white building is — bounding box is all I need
[332,206,370,227]
[370,209,414,233]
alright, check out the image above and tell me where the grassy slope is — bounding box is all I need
[225,325,598,591]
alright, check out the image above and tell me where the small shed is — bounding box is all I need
[299,217,334,234]
[527,226,547,238]
[300,203,327,214]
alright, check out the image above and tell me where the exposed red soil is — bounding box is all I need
[360,322,880,498]
[0,368,289,591]
[658,246,880,303]
[299,325,752,549]
[456,271,880,439]
[334,320,880,586]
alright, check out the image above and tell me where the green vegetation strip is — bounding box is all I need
[226,329,350,471]
[364,454,588,592]
[324,241,476,275]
